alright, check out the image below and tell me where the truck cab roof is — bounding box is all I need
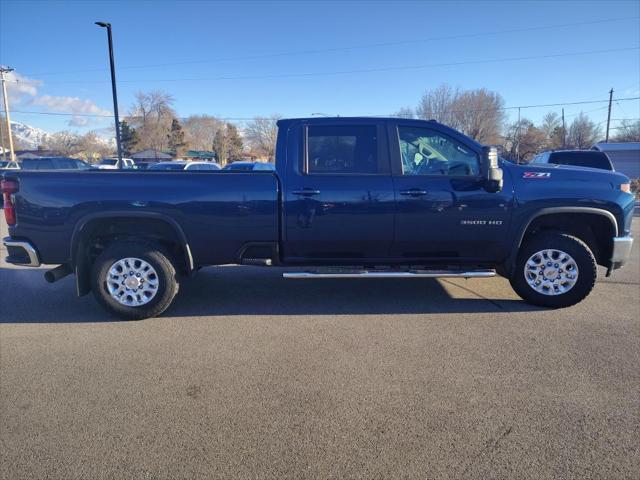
[276,117,484,151]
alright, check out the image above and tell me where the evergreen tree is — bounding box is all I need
[120,120,140,157]
[226,123,243,161]
[212,123,244,165]
[167,118,187,157]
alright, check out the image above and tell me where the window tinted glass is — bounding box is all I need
[549,151,612,170]
[398,126,479,176]
[531,153,546,164]
[307,125,379,174]
[101,159,118,165]
[226,163,253,171]
[149,163,185,170]
[21,158,54,170]
[255,163,274,171]
[53,158,75,169]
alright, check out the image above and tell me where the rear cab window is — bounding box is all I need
[305,124,387,174]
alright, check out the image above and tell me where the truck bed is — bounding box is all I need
[5,170,280,266]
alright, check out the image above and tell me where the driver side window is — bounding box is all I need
[398,126,479,176]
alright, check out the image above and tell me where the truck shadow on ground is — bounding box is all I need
[0,265,543,323]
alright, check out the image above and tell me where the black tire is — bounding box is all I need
[91,241,179,319]
[510,232,597,308]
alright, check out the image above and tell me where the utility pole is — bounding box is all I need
[0,107,6,162]
[0,66,16,163]
[605,88,613,143]
[561,108,566,148]
[95,22,123,168]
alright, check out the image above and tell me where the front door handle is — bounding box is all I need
[399,188,428,197]
[292,189,321,197]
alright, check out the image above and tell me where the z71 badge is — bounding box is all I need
[523,171,551,178]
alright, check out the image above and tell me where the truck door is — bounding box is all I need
[389,122,513,262]
[282,122,395,262]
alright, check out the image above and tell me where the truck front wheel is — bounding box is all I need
[510,232,597,308]
[91,241,179,319]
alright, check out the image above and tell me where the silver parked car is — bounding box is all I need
[148,161,222,171]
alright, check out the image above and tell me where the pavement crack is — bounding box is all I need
[459,425,513,476]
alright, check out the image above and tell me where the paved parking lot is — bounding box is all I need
[1,219,638,479]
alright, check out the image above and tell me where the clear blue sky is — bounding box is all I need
[1,0,639,135]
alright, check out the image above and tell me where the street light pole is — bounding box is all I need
[95,22,123,169]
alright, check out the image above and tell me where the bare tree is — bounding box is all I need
[567,112,601,148]
[393,107,415,119]
[455,88,505,144]
[612,120,640,142]
[502,119,546,162]
[41,131,82,155]
[127,90,176,151]
[182,115,224,151]
[416,84,462,128]
[415,84,505,144]
[244,115,280,161]
[540,112,564,149]
[75,132,115,162]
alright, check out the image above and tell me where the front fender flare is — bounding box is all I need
[504,206,618,276]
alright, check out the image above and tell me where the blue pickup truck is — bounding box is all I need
[2,117,635,319]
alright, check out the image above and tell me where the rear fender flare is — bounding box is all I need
[70,211,194,296]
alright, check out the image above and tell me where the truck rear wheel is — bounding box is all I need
[510,232,597,308]
[91,241,179,319]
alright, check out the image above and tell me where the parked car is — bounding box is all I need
[531,150,614,171]
[2,117,634,319]
[134,161,155,170]
[19,157,92,170]
[148,161,221,171]
[223,161,275,171]
[592,142,640,178]
[96,158,136,169]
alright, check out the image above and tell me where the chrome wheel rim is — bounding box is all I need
[524,249,579,296]
[106,257,159,307]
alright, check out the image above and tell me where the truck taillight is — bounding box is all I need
[1,179,19,226]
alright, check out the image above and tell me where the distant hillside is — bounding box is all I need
[10,121,51,149]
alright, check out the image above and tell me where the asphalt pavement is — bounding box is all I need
[0,219,638,479]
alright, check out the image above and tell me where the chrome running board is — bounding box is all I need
[283,269,496,279]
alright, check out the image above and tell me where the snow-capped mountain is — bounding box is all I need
[6,121,115,150]
[10,121,51,149]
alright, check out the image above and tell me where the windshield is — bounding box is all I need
[100,159,118,166]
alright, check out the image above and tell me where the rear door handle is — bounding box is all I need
[292,189,321,196]
[399,189,428,197]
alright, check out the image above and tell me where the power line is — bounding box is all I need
[8,46,639,85]
[10,96,640,120]
[21,16,640,78]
